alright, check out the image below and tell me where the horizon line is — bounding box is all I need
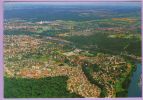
[4,0,142,2]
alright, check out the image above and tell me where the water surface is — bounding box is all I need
[128,63,142,97]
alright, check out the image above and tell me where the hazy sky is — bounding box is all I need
[4,0,141,10]
[5,0,141,6]
[4,0,141,1]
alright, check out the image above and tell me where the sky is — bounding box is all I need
[4,0,141,1]
[4,0,141,11]
[4,1,141,6]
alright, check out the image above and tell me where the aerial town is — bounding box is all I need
[4,2,141,98]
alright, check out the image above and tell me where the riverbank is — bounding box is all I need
[115,61,134,97]
[127,63,142,97]
[116,62,142,97]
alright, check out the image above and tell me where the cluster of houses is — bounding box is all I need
[4,34,129,98]
[4,20,68,33]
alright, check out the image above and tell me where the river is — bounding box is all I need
[128,63,142,97]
